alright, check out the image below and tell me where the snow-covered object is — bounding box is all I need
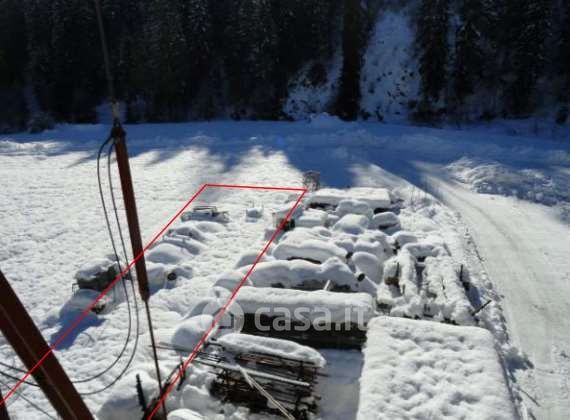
[296,208,328,228]
[146,241,202,265]
[245,206,263,219]
[422,256,473,325]
[352,251,382,283]
[171,315,215,350]
[168,409,204,420]
[227,258,361,291]
[167,222,209,242]
[215,333,326,367]
[235,287,377,325]
[181,206,229,223]
[74,257,119,282]
[370,212,400,230]
[401,241,448,260]
[146,261,193,287]
[335,199,372,218]
[391,231,417,248]
[357,317,516,420]
[308,188,391,211]
[377,253,422,318]
[354,231,392,260]
[333,214,370,235]
[273,237,347,263]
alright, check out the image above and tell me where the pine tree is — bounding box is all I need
[142,0,189,120]
[182,0,212,98]
[416,0,450,104]
[503,0,552,115]
[336,0,365,121]
[224,0,278,115]
[0,0,28,130]
[557,2,570,102]
[452,0,485,106]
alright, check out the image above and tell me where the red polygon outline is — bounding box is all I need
[0,183,307,418]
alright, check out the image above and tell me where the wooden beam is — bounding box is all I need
[0,270,93,419]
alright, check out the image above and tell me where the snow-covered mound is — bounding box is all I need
[215,333,326,367]
[273,236,347,263]
[357,317,516,420]
[332,214,370,235]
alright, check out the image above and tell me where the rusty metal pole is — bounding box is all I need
[111,124,167,418]
[0,388,11,420]
[0,270,93,419]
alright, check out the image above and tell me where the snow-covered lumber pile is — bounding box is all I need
[357,317,516,420]
[235,286,376,349]
[307,187,392,212]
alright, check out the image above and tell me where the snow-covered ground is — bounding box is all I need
[1,119,569,419]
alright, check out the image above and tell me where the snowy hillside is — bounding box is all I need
[1,119,569,419]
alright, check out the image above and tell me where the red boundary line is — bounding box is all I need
[0,184,307,415]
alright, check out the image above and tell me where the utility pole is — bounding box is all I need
[0,270,94,419]
[0,388,10,420]
[111,123,167,419]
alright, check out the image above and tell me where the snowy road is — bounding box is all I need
[426,175,570,420]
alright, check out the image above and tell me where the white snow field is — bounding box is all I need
[358,317,516,420]
[0,119,569,419]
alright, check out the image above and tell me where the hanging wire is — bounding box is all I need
[0,378,56,419]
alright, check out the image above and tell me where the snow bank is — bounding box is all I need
[358,317,516,420]
[215,333,326,367]
[447,157,570,206]
[234,287,377,325]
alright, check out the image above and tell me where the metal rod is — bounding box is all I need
[0,270,93,419]
[111,127,167,418]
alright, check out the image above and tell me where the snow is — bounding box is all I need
[369,211,400,230]
[171,314,216,350]
[168,409,204,420]
[332,214,370,235]
[1,119,569,418]
[273,237,347,263]
[308,187,391,210]
[357,317,517,420]
[447,156,570,207]
[296,208,329,228]
[360,9,419,122]
[234,287,377,325]
[215,333,326,367]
